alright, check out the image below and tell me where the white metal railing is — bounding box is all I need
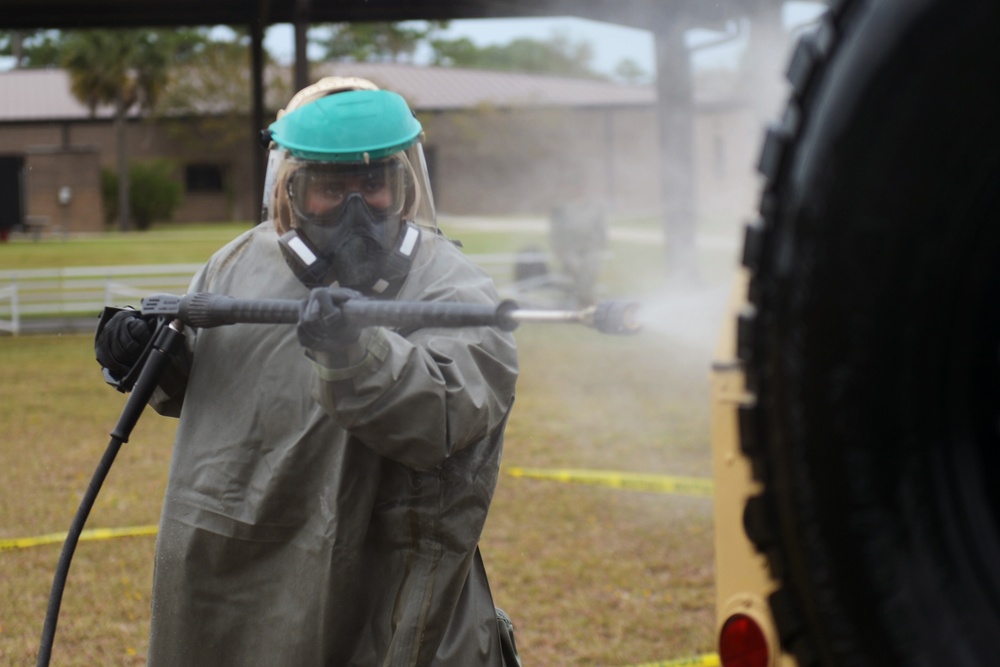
[0,264,203,335]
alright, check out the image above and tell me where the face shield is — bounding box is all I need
[403,142,436,227]
[266,88,436,295]
[261,76,380,226]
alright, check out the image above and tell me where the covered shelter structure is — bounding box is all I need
[0,0,811,281]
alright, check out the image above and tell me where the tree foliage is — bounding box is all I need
[613,57,648,83]
[61,29,192,231]
[158,36,291,154]
[2,28,208,73]
[0,30,62,67]
[316,21,447,63]
[315,22,606,79]
[102,160,183,230]
[60,29,204,115]
[430,33,601,78]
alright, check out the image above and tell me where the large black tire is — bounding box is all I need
[737,0,1000,665]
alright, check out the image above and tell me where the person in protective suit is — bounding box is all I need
[548,174,607,308]
[94,78,521,667]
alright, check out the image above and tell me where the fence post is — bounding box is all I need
[11,276,20,336]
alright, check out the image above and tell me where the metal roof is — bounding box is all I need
[0,64,661,122]
[313,63,656,111]
[0,63,747,123]
[0,69,115,121]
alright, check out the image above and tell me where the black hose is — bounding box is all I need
[37,322,185,667]
[36,437,123,667]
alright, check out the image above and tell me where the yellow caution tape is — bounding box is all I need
[627,655,720,667]
[0,525,158,552]
[2,468,711,551]
[2,523,720,667]
[506,467,714,498]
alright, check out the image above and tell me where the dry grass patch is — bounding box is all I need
[0,308,716,666]
[485,325,715,666]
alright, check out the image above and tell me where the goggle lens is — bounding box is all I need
[288,160,405,224]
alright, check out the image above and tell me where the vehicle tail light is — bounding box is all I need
[719,613,769,667]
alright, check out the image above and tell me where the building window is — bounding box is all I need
[185,164,225,193]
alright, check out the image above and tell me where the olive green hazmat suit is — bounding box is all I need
[145,221,519,666]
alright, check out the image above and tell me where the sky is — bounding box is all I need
[264,2,828,80]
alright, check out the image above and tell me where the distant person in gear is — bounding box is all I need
[95,78,521,667]
[548,176,607,308]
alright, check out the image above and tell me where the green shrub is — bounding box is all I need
[102,159,183,230]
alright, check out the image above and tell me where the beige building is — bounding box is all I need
[0,63,760,233]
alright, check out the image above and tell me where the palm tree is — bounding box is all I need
[62,30,169,231]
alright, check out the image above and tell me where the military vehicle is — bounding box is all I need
[711,0,1000,665]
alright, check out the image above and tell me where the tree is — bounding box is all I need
[62,29,173,231]
[102,159,183,230]
[156,34,292,220]
[316,21,447,63]
[158,37,286,153]
[0,30,61,68]
[429,32,602,78]
[613,57,649,84]
[313,21,604,78]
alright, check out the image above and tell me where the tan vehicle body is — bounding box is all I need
[711,269,792,667]
[707,0,999,665]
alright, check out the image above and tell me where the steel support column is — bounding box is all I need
[293,0,311,91]
[653,13,698,287]
[250,16,266,223]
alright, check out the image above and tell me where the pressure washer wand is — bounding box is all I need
[140,292,642,335]
[37,292,638,665]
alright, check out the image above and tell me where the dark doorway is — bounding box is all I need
[0,155,24,233]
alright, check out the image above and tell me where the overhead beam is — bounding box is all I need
[0,0,793,32]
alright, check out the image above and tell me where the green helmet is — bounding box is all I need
[268,89,422,162]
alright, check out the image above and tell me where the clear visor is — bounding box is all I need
[286,158,407,225]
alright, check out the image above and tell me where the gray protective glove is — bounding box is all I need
[95,309,156,380]
[297,287,364,353]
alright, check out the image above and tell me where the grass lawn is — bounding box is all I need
[0,220,733,666]
[0,223,252,269]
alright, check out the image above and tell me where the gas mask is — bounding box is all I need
[278,157,420,295]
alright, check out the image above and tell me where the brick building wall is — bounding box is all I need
[0,92,761,233]
[24,147,102,232]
